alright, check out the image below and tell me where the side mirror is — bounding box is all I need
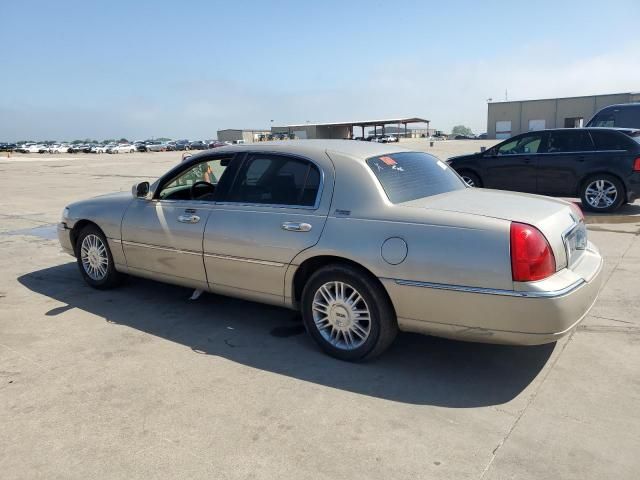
[132,181,150,199]
[486,147,497,157]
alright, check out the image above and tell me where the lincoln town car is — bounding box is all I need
[58,140,603,360]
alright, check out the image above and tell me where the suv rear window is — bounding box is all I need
[367,152,465,204]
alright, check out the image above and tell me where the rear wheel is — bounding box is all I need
[580,174,624,213]
[75,225,122,289]
[301,264,397,361]
[459,170,481,188]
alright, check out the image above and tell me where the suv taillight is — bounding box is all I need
[510,222,556,282]
[633,157,640,172]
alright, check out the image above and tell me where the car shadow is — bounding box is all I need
[18,263,555,407]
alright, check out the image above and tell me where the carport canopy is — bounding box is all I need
[275,117,430,138]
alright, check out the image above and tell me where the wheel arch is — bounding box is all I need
[70,220,105,253]
[290,255,395,314]
[579,171,627,197]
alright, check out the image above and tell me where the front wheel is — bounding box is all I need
[75,225,122,289]
[580,174,624,213]
[301,264,397,361]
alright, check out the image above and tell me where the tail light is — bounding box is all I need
[510,222,556,282]
[633,157,640,172]
[569,202,584,222]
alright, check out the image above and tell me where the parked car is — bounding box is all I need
[174,140,190,151]
[385,135,399,143]
[49,144,71,153]
[188,141,208,150]
[447,128,640,212]
[209,140,226,149]
[145,141,166,152]
[93,145,111,154]
[109,144,136,154]
[68,144,89,153]
[586,103,640,129]
[58,140,603,361]
[0,143,17,152]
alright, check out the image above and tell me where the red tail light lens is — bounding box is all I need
[510,222,556,282]
[633,157,640,172]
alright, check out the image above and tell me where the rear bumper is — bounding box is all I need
[57,222,75,256]
[626,172,640,203]
[382,247,604,345]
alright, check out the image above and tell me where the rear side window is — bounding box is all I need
[367,152,465,204]
[589,131,632,151]
[227,154,321,207]
[547,130,594,153]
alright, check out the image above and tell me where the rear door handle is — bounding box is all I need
[282,222,312,232]
[178,214,200,224]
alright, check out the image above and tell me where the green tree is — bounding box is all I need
[451,125,474,137]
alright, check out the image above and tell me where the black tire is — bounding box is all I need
[580,174,625,213]
[301,264,398,361]
[459,170,481,188]
[75,225,122,289]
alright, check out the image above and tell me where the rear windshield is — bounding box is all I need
[587,106,640,129]
[367,152,465,204]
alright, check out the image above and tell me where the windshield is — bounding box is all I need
[367,152,465,204]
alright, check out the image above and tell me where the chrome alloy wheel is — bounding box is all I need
[461,175,475,187]
[80,234,109,281]
[312,281,371,350]
[585,179,617,209]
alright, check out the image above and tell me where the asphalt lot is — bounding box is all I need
[1,140,639,479]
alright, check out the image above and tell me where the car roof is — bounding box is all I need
[594,102,640,110]
[190,139,411,162]
[513,127,640,135]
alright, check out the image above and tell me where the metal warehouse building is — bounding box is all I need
[271,117,430,140]
[217,129,271,143]
[487,92,640,139]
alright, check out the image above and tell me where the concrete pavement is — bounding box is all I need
[1,147,639,479]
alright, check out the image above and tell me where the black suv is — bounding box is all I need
[447,128,640,212]
[586,103,640,129]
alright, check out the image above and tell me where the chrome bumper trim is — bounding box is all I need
[393,278,586,298]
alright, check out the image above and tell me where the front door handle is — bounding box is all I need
[282,222,312,232]
[178,214,200,224]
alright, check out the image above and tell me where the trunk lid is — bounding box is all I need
[400,188,582,270]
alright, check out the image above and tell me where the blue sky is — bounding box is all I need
[2,0,640,140]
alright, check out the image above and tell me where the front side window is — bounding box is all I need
[497,134,543,155]
[158,158,231,200]
[227,154,321,207]
[367,152,465,204]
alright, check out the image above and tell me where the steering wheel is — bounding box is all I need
[190,181,215,200]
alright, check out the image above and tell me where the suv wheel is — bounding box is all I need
[301,264,397,361]
[581,174,624,213]
[459,171,481,188]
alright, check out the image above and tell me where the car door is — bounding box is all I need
[481,132,544,193]
[120,155,238,289]
[204,152,330,304]
[536,130,594,196]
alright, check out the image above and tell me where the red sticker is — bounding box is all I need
[380,156,397,166]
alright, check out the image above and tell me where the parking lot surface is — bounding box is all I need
[1,141,639,479]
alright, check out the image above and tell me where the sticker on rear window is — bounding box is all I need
[380,156,397,166]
